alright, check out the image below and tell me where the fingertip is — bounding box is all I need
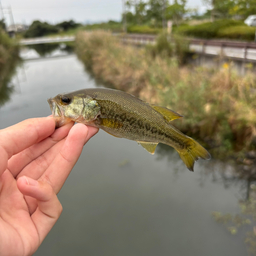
[18,176,38,187]
[17,176,39,195]
[86,126,99,140]
[43,116,56,128]
[74,123,89,134]
[70,124,98,144]
[50,121,74,141]
[17,176,52,201]
[17,176,28,187]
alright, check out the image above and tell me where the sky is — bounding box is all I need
[0,0,206,26]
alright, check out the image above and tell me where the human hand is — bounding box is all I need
[0,117,98,256]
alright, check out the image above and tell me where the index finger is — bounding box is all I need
[0,117,56,176]
[40,124,98,194]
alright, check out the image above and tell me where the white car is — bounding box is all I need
[244,15,256,26]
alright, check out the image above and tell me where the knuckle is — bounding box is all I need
[58,203,63,216]
[34,154,49,171]
[60,150,73,163]
[41,173,54,189]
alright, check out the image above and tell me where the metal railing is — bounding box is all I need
[119,34,256,62]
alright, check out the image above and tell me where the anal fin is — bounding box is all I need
[138,142,158,154]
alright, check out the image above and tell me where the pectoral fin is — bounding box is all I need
[151,105,183,122]
[138,142,158,154]
[101,118,123,138]
[101,118,123,129]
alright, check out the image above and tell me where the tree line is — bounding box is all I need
[205,0,256,19]
[125,0,187,26]
[124,0,256,27]
[24,20,81,38]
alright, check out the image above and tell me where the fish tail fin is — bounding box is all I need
[177,137,211,172]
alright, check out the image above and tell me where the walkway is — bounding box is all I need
[20,36,75,45]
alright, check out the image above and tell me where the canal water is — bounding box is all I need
[0,45,249,255]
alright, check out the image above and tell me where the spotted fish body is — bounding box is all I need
[48,88,211,171]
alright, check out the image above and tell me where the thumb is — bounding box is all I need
[17,176,63,244]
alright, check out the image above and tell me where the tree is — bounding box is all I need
[24,20,59,38]
[146,0,168,26]
[213,0,235,18]
[202,0,256,19]
[56,20,81,31]
[166,0,187,25]
[0,19,6,31]
[125,11,135,23]
[234,0,256,18]
[134,1,148,24]
[125,1,147,24]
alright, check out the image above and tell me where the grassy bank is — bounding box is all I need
[75,31,256,159]
[0,29,20,106]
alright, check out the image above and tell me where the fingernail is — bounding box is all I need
[24,176,38,186]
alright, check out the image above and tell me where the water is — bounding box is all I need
[0,46,249,255]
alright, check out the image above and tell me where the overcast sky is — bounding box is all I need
[0,0,205,25]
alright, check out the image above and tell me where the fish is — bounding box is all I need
[48,88,211,171]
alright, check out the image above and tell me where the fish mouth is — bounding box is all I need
[47,98,62,117]
[47,98,71,128]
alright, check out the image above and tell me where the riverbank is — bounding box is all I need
[75,31,256,161]
[0,29,20,106]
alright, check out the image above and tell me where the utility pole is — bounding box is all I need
[122,0,127,33]
[8,6,15,31]
[162,0,166,29]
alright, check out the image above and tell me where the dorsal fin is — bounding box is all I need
[151,105,183,122]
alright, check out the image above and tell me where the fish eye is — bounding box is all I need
[61,96,72,105]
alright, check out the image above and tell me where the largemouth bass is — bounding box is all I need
[48,88,210,171]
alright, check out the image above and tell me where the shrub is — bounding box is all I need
[146,33,190,65]
[217,26,255,41]
[176,19,245,39]
[172,34,190,65]
[146,32,173,58]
